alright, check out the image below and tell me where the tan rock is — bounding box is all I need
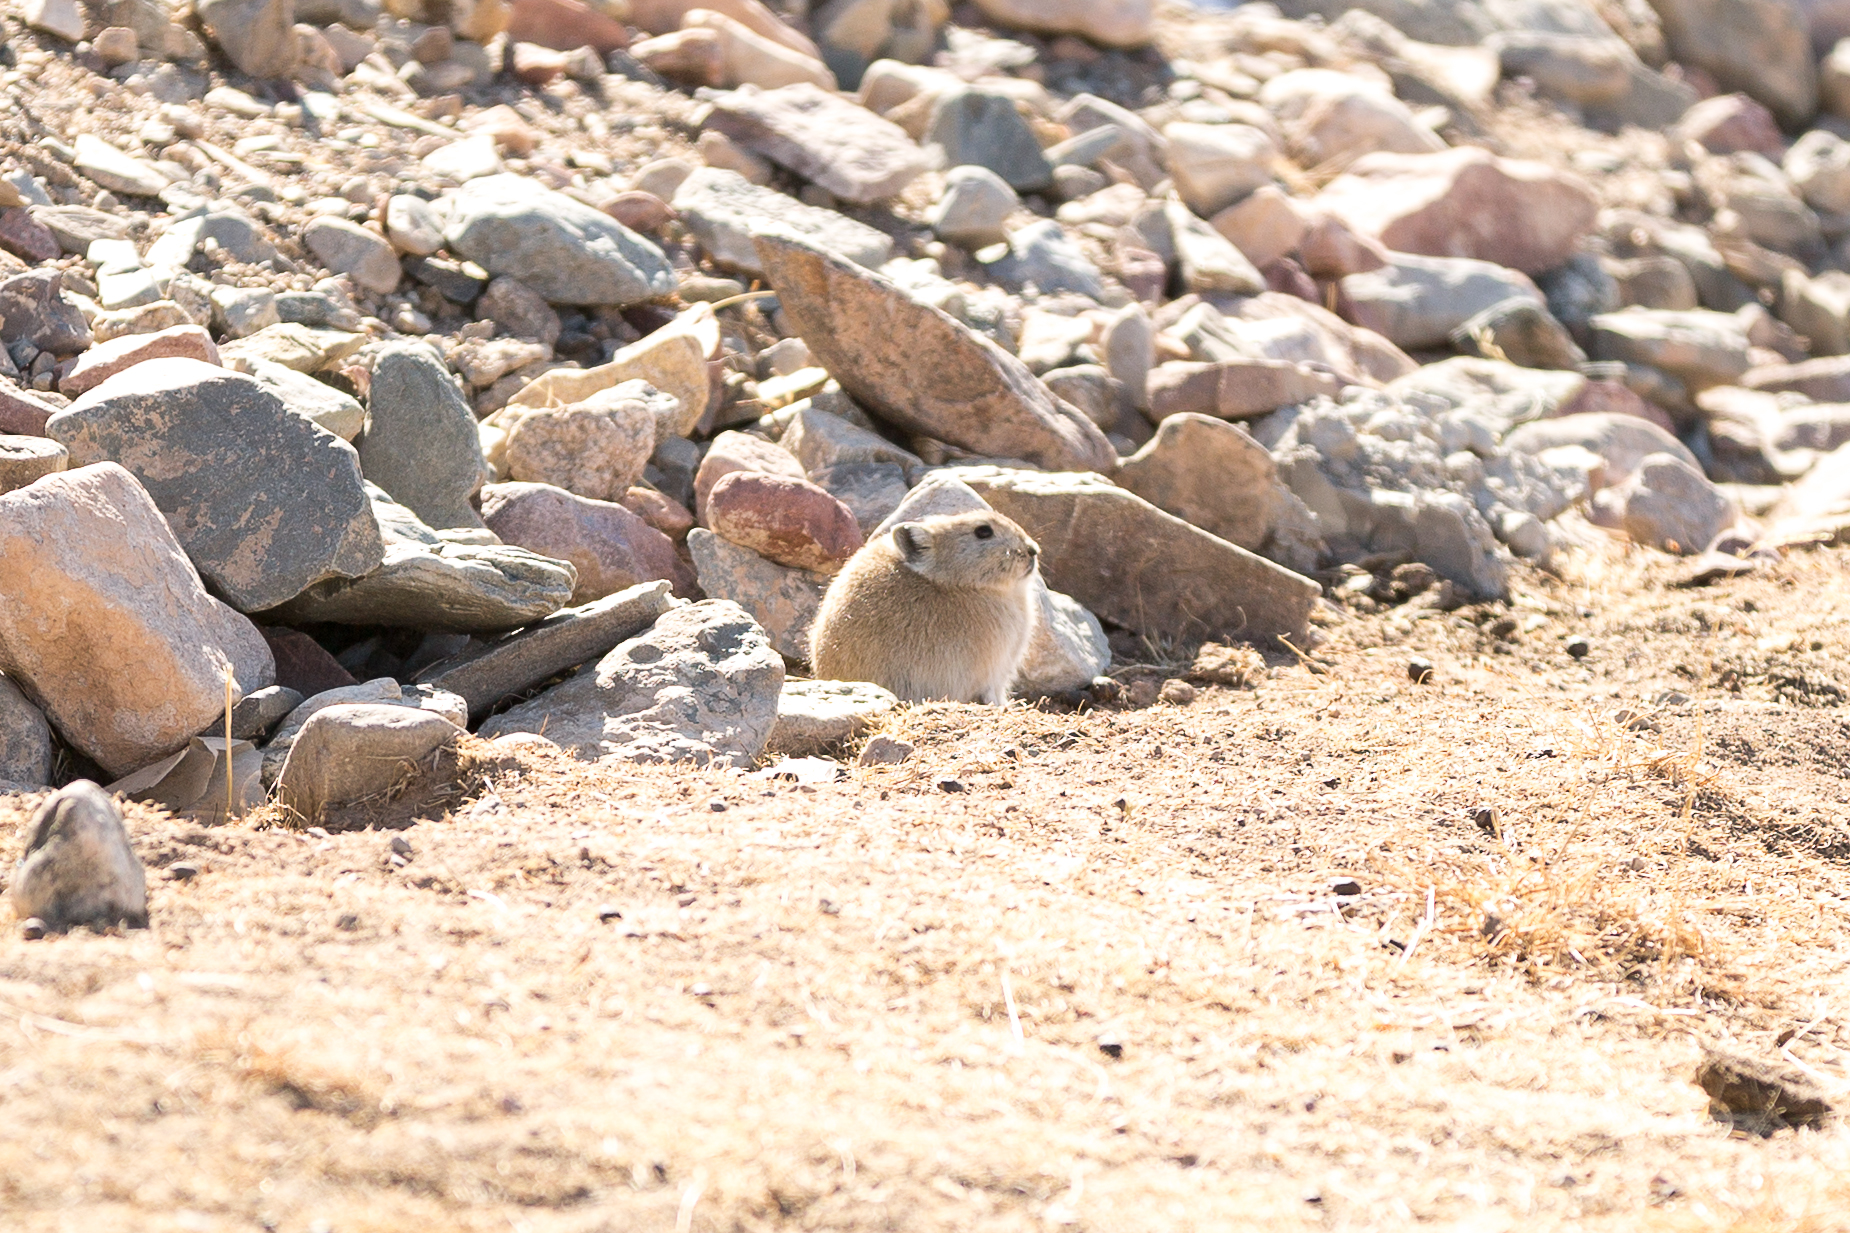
[60,325,219,398]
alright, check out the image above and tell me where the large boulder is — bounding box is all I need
[0,463,274,777]
[1313,146,1597,275]
[46,358,382,613]
[440,174,676,306]
[754,233,1115,473]
[479,599,785,766]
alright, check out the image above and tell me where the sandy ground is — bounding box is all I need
[8,543,1850,1232]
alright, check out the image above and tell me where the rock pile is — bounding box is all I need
[1,0,1847,817]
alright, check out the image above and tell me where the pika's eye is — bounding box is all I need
[974,524,994,540]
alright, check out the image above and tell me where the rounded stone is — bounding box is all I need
[0,434,67,495]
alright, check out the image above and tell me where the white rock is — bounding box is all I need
[275,703,462,819]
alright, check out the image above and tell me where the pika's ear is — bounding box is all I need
[891,522,929,565]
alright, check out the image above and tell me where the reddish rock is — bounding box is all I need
[1744,354,1850,401]
[480,481,698,603]
[692,428,806,522]
[604,190,676,234]
[1261,257,1320,304]
[1147,358,1345,420]
[506,0,630,53]
[630,0,823,61]
[1298,213,1389,279]
[0,208,60,264]
[0,383,57,436]
[1313,146,1597,276]
[1556,378,1677,434]
[260,626,359,698]
[1672,93,1786,158]
[59,325,219,397]
[705,470,863,573]
[621,485,696,542]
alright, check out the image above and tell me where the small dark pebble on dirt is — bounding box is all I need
[336,913,361,931]
[1408,656,1435,683]
[1330,878,1363,896]
[1472,805,1500,836]
[20,917,45,940]
[708,798,727,812]
[1097,1032,1124,1059]
[596,904,623,922]
[390,836,413,857]
[1566,636,1591,659]
[167,862,199,881]
[938,778,965,793]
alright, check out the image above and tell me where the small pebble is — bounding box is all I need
[938,777,966,793]
[167,862,199,881]
[335,913,361,931]
[1408,656,1435,683]
[596,904,623,922]
[20,917,45,940]
[1329,877,1363,897]
[857,736,914,766]
[1158,679,1197,705]
[1566,635,1590,659]
[389,835,413,857]
[1096,1031,1124,1059]
[707,797,727,812]
[1471,805,1500,836]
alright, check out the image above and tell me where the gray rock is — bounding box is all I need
[687,527,827,660]
[929,165,1019,248]
[416,580,677,719]
[267,541,576,633]
[146,203,280,269]
[1102,303,1154,409]
[754,233,1116,473]
[1599,451,1736,554]
[1165,200,1264,295]
[302,217,401,296]
[275,703,462,819]
[9,782,147,932]
[706,82,929,204]
[672,167,895,278]
[478,599,785,766]
[1163,122,1278,218]
[767,678,898,755]
[72,134,172,198]
[245,358,365,441]
[440,174,675,306]
[0,434,68,496]
[1651,0,1816,127]
[925,87,1054,193]
[1449,298,1586,370]
[0,463,276,776]
[809,462,911,531]
[230,684,303,740]
[948,465,1319,644]
[1343,253,1543,351]
[196,0,298,78]
[0,270,92,355]
[1013,578,1111,698]
[998,220,1104,299]
[358,343,488,532]
[211,286,280,339]
[47,358,383,613]
[0,674,52,786]
[1589,308,1752,389]
[1412,490,1508,598]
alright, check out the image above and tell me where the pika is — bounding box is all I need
[809,511,1040,705]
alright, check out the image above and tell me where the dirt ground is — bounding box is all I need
[9,538,1850,1232]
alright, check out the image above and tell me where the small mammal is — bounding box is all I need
[810,511,1040,705]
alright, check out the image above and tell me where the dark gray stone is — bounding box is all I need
[266,542,578,633]
[9,781,148,932]
[358,343,489,532]
[925,87,1054,193]
[0,270,92,355]
[47,358,384,612]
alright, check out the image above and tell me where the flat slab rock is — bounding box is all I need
[440,174,676,307]
[947,466,1319,645]
[418,580,678,719]
[264,541,578,634]
[754,234,1115,474]
[0,462,275,777]
[671,167,894,277]
[48,357,383,613]
[705,83,928,204]
[479,599,785,767]
[766,678,898,756]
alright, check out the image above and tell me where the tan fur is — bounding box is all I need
[809,511,1040,705]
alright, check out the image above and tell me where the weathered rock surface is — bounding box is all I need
[1013,577,1111,698]
[275,703,462,819]
[1343,254,1544,351]
[59,324,218,398]
[687,527,828,660]
[441,174,676,306]
[48,358,382,612]
[0,463,274,777]
[502,382,663,502]
[1117,414,1286,553]
[767,678,898,755]
[0,435,67,496]
[756,234,1115,473]
[672,167,894,276]
[0,674,53,786]
[479,599,785,766]
[10,781,147,932]
[481,481,695,602]
[705,83,928,203]
[268,540,576,633]
[706,470,864,573]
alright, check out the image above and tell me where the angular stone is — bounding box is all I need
[706,83,928,204]
[1146,359,1342,421]
[275,703,461,819]
[1744,354,1850,401]
[1116,413,1283,552]
[766,677,897,755]
[1163,123,1278,219]
[1314,146,1598,276]
[1652,0,1816,127]
[925,87,1053,193]
[684,8,833,89]
[706,470,864,573]
[0,674,52,786]
[755,234,1115,473]
[948,466,1318,644]
[246,358,365,441]
[0,384,58,436]
[692,428,808,519]
[1001,218,1105,298]
[60,325,219,398]
[49,359,383,612]
[260,627,357,698]
[218,324,366,374]
[508,0,632,53]
[1449,298,1586,370]
[478,599,785,766]
[687,527,826,660]
[809,462,909,531]
[0,463,274,776]
[475,277,561,347]
[72,134,171,198]
[385,194,445,256]
[268,542,576,634]
[1504,411,1700,485]
[441,174,675,307]
[358,343,488,532]
[24,0,87,41]
[1210,185,1309,269]
[669,170,895,283]
[417,580,677,719]
[197,0,299,78]
[302,217,401,296]
[1012,578,1110,699]
[966,0,1152,51]
[0,207,60,264]
[481,481,695,603]
[0,270,92,356]
[929,165,1017,249]
[503,381,663,502]
[421,134,506,182]
[1599,451,1736,554]
[1166,200,1264,295]
[1342,253,1543,351]
[1674,93,1785,158]
[504,303,716,424]
[9,782,147,933]
[230,684,303,740]
[1261,67,1445,168]
[1589,309,1752,389]
[0,435,68,496]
